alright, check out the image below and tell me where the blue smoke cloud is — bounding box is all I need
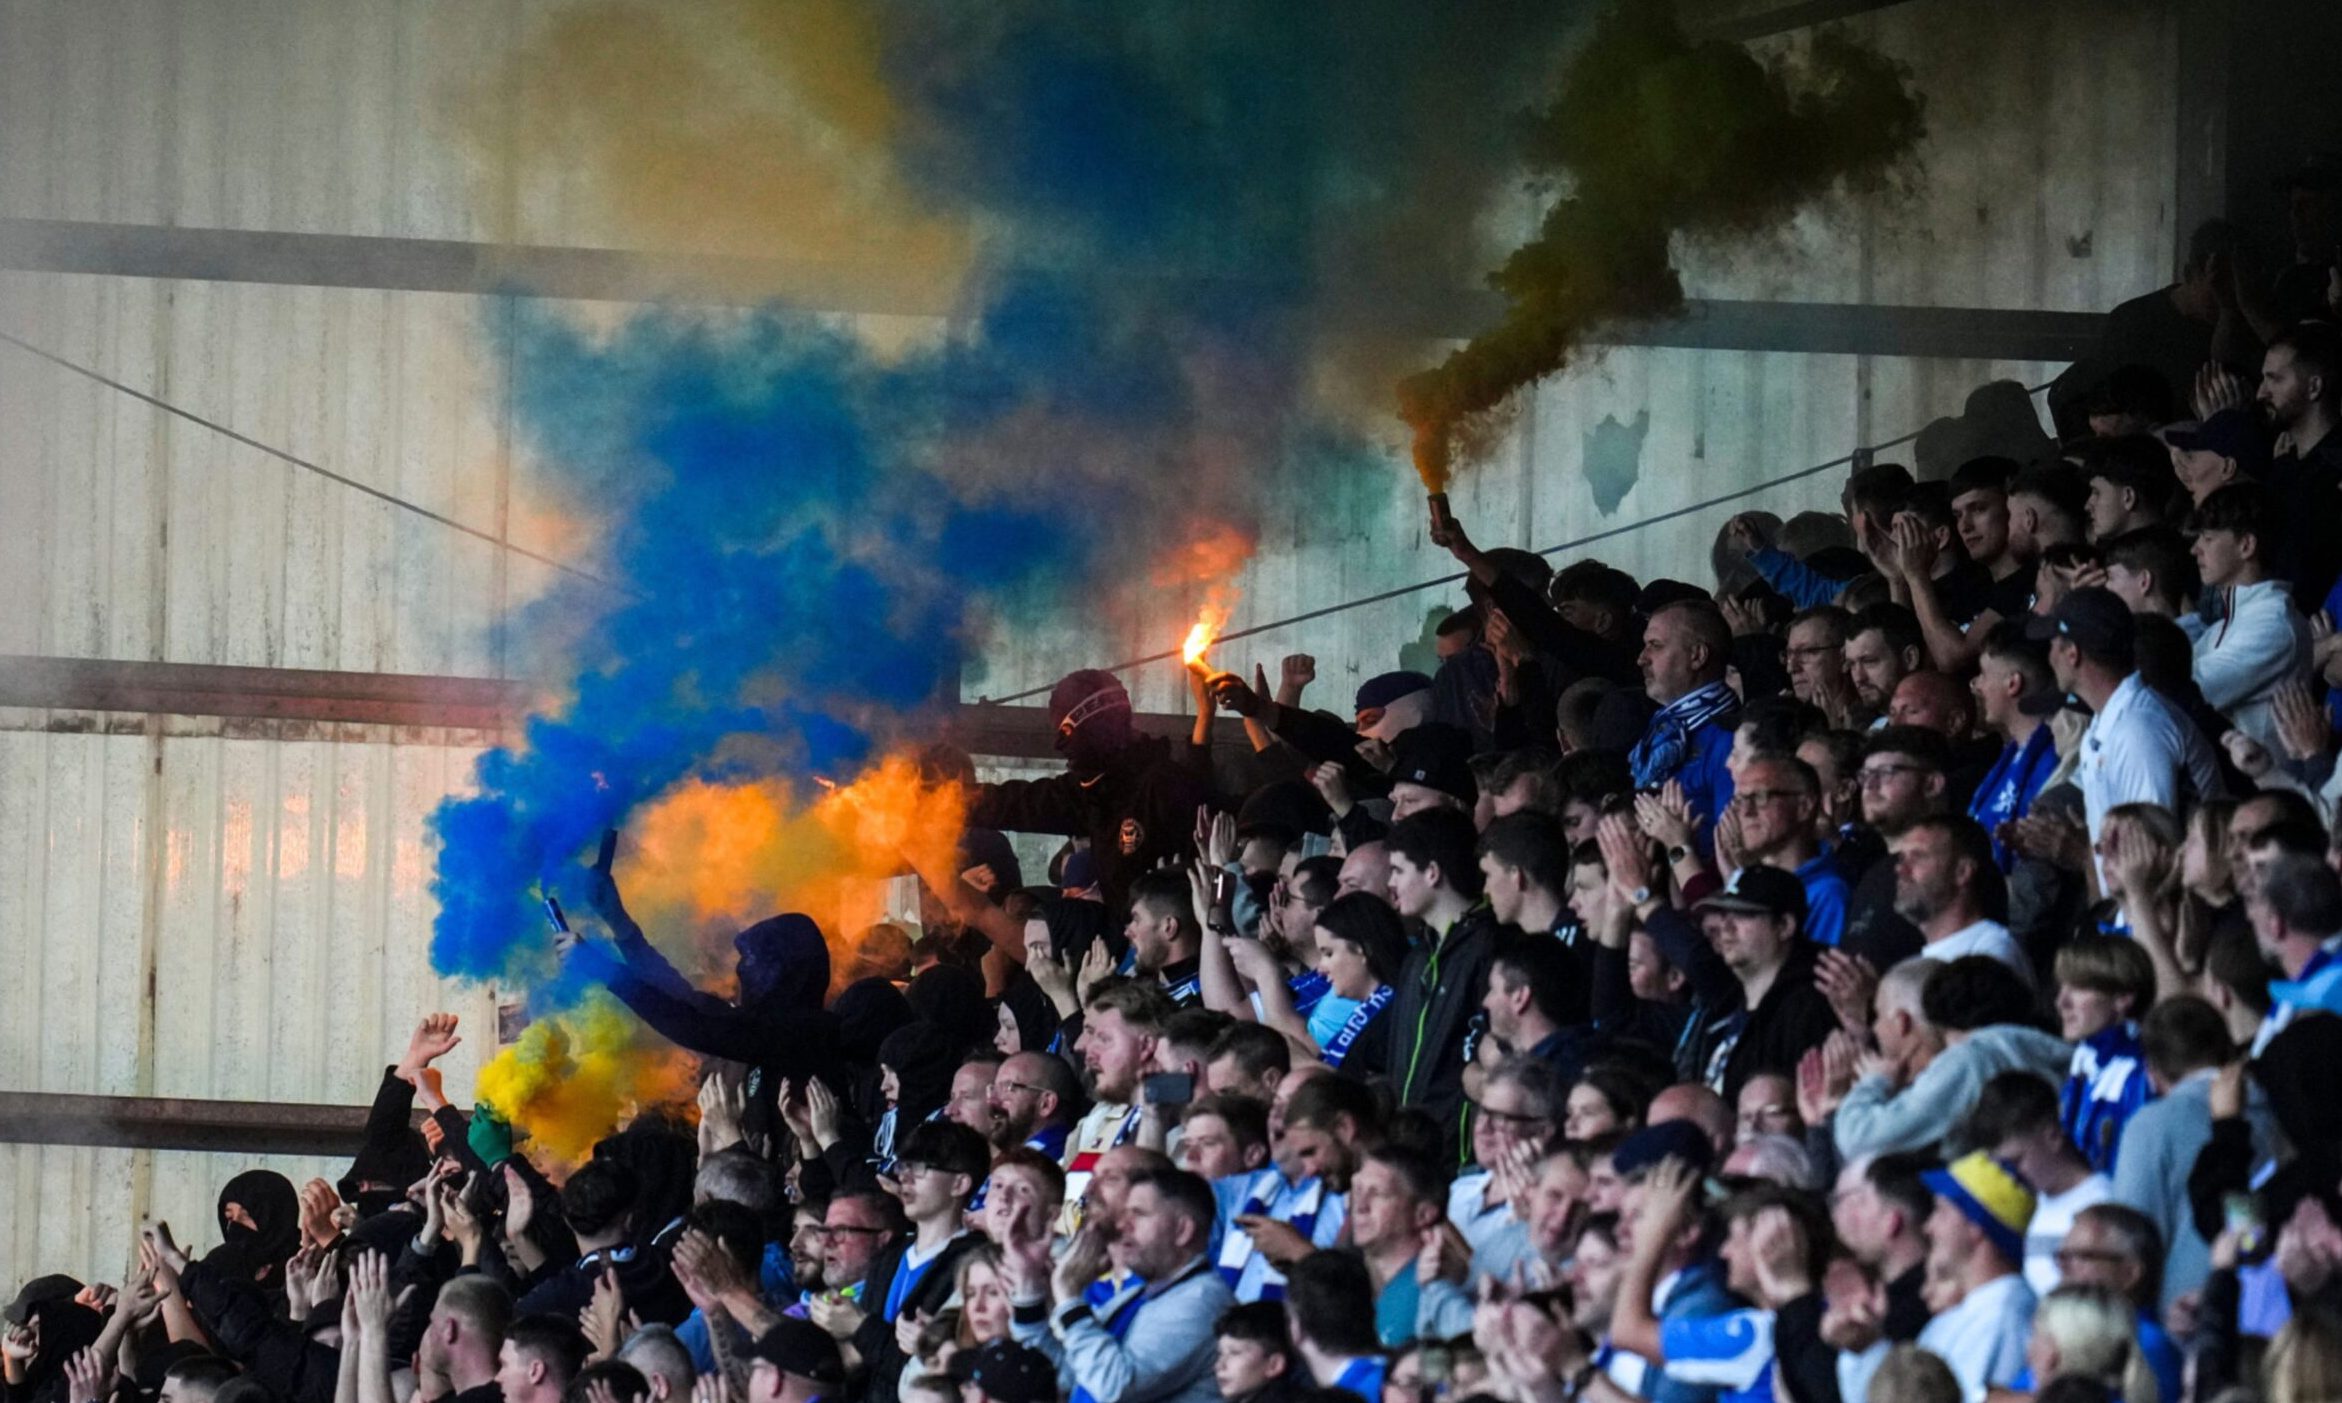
[429,3,1585,982]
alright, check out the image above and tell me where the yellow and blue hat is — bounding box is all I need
[1922,1151,2035,1264]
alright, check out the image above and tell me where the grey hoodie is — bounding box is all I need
[1835,1024,2072,1159]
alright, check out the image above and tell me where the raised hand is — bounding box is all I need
[1632,781,1695,853]
[1634,1157,1698,1243]
[2194,362,2247,420]
[1814,949,1879,1037]
[141,1221,188,1277]
[1417,1221,1470,1286]
[2274,680,2333,762]
[1749,1206,1814,1307]
[1051,1225,1111,1305]
[1891,514,1938,581]
[1713,806,1748,876]
[1352,736,1395,774]
[502,1164,537,1242]
[1224,936,1282,991]
[2,1323,36,1364]
[1074,939,1113,1005]
[1204,671,1265,719]
[1203,809,1237,869]
[1596,813,1656,906]
[347,1252,392,1337]
[580,1267,627,1361]
[1278,654,1316,704]
[298,1179,344,1249]
[1725,514,1765,557]
[442,1181,487,1264]
[398,1014,462,1081]
[284,1245,324,1320]
[1307,761,1354,819]
[63,1346,105,1403]
[803,1078,842,1150]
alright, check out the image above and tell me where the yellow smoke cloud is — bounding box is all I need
[453,0,973,309]
[474,989,700,1167]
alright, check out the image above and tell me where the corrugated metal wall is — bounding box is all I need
[0,0,2181,1282]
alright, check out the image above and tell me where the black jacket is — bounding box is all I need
[579,915,844,1140]
[179,1261,338,1403]
[1384,904,1502,1166]
[965,733,1208,914]
[1717,940,1839,1102]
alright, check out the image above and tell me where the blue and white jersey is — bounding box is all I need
[1660,1308,1777,1403]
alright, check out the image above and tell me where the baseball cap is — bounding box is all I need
[1923,1152,2036,1265]
[2165,408,2272,479]
[2023,586,2136,664]
[1692,865,1808,925]
[742,1318,845,1387]
[4,1275,82,1326]
[1389,723,1477,807]
[961,1339,1057,1403]
[1612,1120,1716,1178]
[1355,671,1433,716]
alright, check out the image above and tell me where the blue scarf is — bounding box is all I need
[1970,726,2058,869]
[1630,681,1738,789]
[1322,985,1393,1069]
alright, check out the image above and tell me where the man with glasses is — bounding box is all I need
[1784,606,1858,716]
[1838,726,1952,970]
[975,1051,1083,1216]
[1448,1058,1560,1284]
[2053,1203,2184,1403]
[1722,754,1847,948]
[798,1190,902,1326]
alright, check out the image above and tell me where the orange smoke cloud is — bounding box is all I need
[453,0,973,309]
[616,754,969,992]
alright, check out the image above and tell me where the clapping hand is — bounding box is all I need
[347,1252,392,1337]
[2274,680,2333,762]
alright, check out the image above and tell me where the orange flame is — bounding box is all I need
[1182,603,1229,672]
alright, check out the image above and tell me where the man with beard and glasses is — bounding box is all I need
[984,1050,1083,1162]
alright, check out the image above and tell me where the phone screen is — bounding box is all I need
[1142,1072,1194,1107]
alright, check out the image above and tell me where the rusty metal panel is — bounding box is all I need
[0,727,499,1282]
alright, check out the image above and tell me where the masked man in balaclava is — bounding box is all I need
[560,836,844,1143]
[964,669,1207,915]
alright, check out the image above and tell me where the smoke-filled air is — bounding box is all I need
[429,0,1923,1155]
[1399,6,1926,490]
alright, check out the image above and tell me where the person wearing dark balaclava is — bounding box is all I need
[963,669,1207,915]
[1,1291,103,1403]
[869,1022,960,1172]
[561,834,844,1147]
[214,1171,302,1293]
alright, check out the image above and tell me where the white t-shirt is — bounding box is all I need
[1923,919,2033,983]
[2023,1174,2114,1297]
[1919,1272,2037,1403]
